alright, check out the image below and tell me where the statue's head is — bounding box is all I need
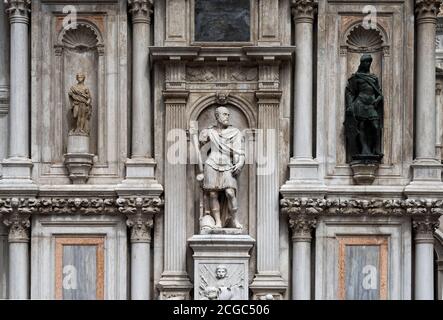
[215,265,228,279]
[358,54,373,73]
[76,73,86,83]
[215,106,230,127]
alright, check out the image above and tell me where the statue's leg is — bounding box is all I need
[372,119,381,155]
[359,121,370,155]
[209,191,222,228]
[225,188,242,229]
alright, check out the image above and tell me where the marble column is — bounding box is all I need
[413,216,439,300]
[250,69,286,299]
[289,214,316,300]
[287,0,320,184]
[117,196,162,300]
[124,0,158,185]
[127,210,154,300]
[2,0,32,183]
[410,0,442,183]
[0,1,10,165]
[2,198,33,299]
[158,69,192,299]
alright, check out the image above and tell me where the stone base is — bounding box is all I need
[67,134,90,154]
[288,158,321,182]
[118,158,162,191]
[410,159,442,182]
[250,272,287,300]
[350,162,379,185]
[0,157,34,184]
[188,234,255,300]
[157,271,193,300]
[200,228,243,235]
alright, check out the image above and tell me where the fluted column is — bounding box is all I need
[413,216,439,299]
[117,197,162,300]
[1,198,36,299]
[124,0,158,184]
[289,214,316,300]
[411,0,442,182]
[250,68,286,298]
[158,63,192,299]
[2,0,32,183]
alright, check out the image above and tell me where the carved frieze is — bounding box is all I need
[38,198,117,214]
[185,66,258,82]
[198,264,246,300]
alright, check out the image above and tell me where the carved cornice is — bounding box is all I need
[128,0,154,24]
[5,0,31,24]
[116,197,163,243]
[0,198,36,242]
[281,198,443,217]
[416,0,442,22]
[291,0,316,23]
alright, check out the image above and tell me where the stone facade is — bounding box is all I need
[0,0,442,300]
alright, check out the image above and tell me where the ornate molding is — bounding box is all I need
[128,0,154,24]
[281,198,443,217]
[412,216,440,235]
[0,198,36,242]
[291,0,316,23]
[289,214,317,241]
[38,198,117,215]
[116,197,163,243]
[416,0,442,21]
[5,0,31,23]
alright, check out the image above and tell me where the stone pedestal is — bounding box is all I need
[350,162,379,185]
[189,234,255,300]
[64,134,93,184]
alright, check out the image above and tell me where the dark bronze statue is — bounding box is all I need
[344,54,383,163]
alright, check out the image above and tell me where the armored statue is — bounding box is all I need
[68,73,92,135]
[344,54,383,163]
[192,106,245,231]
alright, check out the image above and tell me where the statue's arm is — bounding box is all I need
[198,128,209,147]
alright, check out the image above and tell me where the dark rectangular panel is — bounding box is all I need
[195,0,250,42]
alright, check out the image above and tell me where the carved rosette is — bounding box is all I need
[0,198,37,242]
[291,0,316,23]
[128,0,154,24]
[415,0,442,22]
[5,0,31,24]
[117,197,163,243]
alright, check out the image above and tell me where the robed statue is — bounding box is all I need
[68,73,92,135]
[344,54,383,163]
[191,106,245,231]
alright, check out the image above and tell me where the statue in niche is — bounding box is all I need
[200,265,243,300]
[191,106,245,231]
[344,54,383,163]
[68,73,92,135]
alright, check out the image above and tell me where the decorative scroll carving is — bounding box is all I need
[186,67,217,82]
[0,198,37,242]
[116,197,164,242]
[230,67,258,81]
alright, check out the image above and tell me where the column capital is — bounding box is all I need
[0,198,36,242]
[128,0,154,24]
[5,0,31,24]
[117,196,163,243]
[415,0,442,22]
[288,214,317,241]
[412,215,440,237]
[291,0,316,23]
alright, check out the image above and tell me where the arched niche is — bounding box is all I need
[54,20,105,162]
[339,22,391,164]
[187,94,257,235]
